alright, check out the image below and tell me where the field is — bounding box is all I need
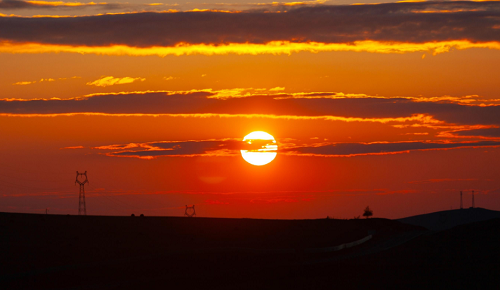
[1,210,499,289]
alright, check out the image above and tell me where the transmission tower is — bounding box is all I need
[185,205,196,217]
[460,191,463,209]
[75,171,89,215]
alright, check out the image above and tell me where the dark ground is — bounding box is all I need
[1,211,499,289]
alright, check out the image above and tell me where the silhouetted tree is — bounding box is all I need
[363,206,373,219]
[353,215,360,219]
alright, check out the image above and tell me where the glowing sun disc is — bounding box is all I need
[241,131,277,166]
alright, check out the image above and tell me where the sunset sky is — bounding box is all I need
[1,0,500,219]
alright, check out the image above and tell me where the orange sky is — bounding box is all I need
[1,0,500,219]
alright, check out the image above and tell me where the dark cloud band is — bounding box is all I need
[2,92,500,126]
[97,140,500,158]
[289,141,500,156]
[0,0,121,10]
[1,2,500,46]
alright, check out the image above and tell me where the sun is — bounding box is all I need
[241,131,278,166]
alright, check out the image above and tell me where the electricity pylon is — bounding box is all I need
[75,171,89,215]
[185,205,196,217]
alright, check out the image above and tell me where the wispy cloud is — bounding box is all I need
[409,178,479,184]
[12,80,35,85]
[86,76,145,87]
[60,145,84,149]
[12,76,78,85]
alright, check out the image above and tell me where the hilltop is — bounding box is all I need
[397,207,500,231]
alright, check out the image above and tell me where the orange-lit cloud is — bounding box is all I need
[86,76,145,87]
[0,112,443,128]
[25,1,98,7]
[277,92,500,107]
[0,0,119,10]
[60,145,84,149]
[1,40,499,56]
[3,91,500,128]
[12,80,35,85]
[2,90,500,149]
[1,2,500,55]
[11,76,78,85]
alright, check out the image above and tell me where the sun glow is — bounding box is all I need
[241,131,278,166]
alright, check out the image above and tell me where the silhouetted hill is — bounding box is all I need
[397,207,500,231]
[2,212,499,289]
[0,212,422,289]
[286,217,500,290]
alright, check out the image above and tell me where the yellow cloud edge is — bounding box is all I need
[1,40,500,56]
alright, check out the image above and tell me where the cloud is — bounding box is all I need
[86,76,145,87]
[12,76,77,85]
[408,178,479,184]
[250,197,299,203]
[1,40,499,56]
[0,0,319,13]
[97,139,277,159]
[0,0,120,9]
[1,2,500,54]
[3,90,500,129]
[205,199,229,205]
[60,145,84,149]
[3,89,500,146]
[12,80,35,85]
[285,141,500,157]
[90,139,500,159]
[455,128,500,137]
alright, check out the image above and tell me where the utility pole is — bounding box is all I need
[75,171,89,215]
